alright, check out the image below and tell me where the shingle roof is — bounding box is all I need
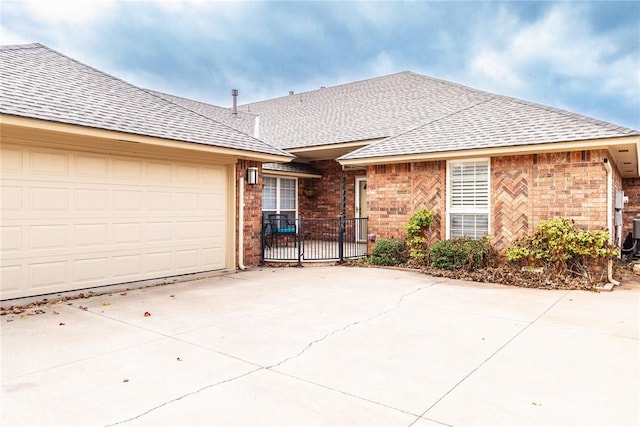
[234,70,638,159]
[0,43,291,158]
[240,71,496,150]
[148,89,257,137]
[340,95,640,160]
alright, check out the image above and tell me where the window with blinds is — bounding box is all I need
[448,160,489,239]
[262,176,298,219]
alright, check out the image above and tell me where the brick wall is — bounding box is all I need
[492,150,612,250]
[236,160,262,267]
[364,150,613,254]
[299,160,362,218]
[366,161,445,250]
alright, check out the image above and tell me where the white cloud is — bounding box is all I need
[366,51,399,77]
[470,50,523,89]
[23,0,117,25]
[467,4,638,102]
[0,26,31,45]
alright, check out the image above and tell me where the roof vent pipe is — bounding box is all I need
[231,89,238,118]
[289,91,294,96]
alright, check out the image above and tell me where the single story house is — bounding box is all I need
[161,68,640,257]
[2,43,639,299]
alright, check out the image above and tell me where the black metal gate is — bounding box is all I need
[261,215,368,265]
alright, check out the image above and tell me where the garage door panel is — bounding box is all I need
[176,249,199,270]
[1,186,22,211]
[29,224,68,250]
[1,147,23,173]
[32,149,69,176]
[201,167,225,185]
[147,251,173,274]
[75,188,109,210]
[1,142,230,299]
[1,265,21,293]
[112,222,143,245]
[74,257,109,284]
[1,226,22,252]
[31,186,69,211]
[202,247,224,270]
[113,158,143,180]
[176,192,199,210]
[147,161,173,183]
[147,222,173,241]
[176,221,200,241]
[176,164,198,183]
[74,223,108,247]
[76,153,109,178]
[113,254,143,279]
[112,190,143,210]
[30,260,68,289]
[147,191,173,210]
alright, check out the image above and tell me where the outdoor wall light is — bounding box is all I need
[246,167,259,185]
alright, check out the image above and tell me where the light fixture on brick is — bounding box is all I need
[246,167,259,185]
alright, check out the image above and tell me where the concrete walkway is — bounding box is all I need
[1,267,638,426]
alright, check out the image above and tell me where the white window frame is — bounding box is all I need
[445,158,491,239]
[262,175,298,218]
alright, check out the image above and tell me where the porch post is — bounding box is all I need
[260,213,265,265]
[297,214,302,267]
[339,177,346,264]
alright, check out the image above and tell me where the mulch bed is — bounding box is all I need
[420,265,598,291]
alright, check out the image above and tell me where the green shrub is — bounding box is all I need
[430,237,493,271]
[506,217,619,277]
[371,239,407,266]
[405,209,434,265]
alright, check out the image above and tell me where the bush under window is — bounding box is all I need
[430,237,493,271]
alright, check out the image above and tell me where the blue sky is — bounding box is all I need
[2,1,639,130]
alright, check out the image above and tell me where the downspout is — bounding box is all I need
[238,176,246,270]
[603,158,620,286]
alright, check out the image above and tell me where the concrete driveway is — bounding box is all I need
[1,266,638,427]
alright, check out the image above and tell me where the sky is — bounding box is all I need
[1,1,639,130]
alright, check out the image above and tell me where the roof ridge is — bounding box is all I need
[240,70,415,107]
[138,87,283,154]
[241,71,497,108]
[0,43,43,52]
[148,88,260,119]
[337,96,499,160]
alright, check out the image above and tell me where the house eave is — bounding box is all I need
[337,136,640,178]
[0,114,294,163]
[285,138,383,161]
[262,169,323,179]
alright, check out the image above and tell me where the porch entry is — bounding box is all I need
[261,215,368,265]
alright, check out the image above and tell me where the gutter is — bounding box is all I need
[238,176,246,270]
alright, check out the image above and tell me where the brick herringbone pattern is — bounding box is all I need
[493,169,529,250]
[412,163,444,243]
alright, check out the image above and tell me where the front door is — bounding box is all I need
[355,177,368,242]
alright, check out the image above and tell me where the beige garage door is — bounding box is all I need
[1,142,229,300]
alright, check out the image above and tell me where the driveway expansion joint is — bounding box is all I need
[98,280,444,426]
[409,289,572,426]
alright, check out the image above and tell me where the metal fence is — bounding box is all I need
[261,215,368,265]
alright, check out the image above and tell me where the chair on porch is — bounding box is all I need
[264,214,297,248]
